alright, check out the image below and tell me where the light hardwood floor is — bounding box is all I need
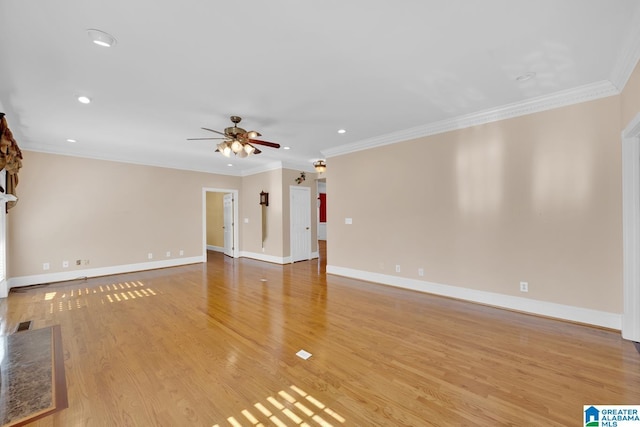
[2,243,640,426]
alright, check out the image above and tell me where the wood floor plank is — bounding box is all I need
[1,243,639,426]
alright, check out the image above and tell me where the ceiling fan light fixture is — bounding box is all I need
[313,160,327,173]
[219,143,232,157]
[195,116,280,159]
[231,139,243,153]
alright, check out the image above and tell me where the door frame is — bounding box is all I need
[223,193,234,257]
[290,185,311,263]
[622,112,640,342]
[203,188,239,259]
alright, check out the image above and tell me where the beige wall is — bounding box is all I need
[327,95,623,313]
[9,151,241,277]
[205,192,224,247]
[241,169,283,256]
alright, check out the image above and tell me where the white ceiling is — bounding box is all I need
[1,1,639,176]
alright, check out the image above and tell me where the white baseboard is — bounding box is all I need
[8,256,204,289]
[239,251,291,264]
[207,245,224,252]
[239,251,319,264]
[326,265,622,330]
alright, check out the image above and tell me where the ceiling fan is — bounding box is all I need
[188,115,280,158]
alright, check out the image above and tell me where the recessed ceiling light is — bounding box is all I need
[338,129,346,134]
[66,139,77,143]
[227,163,233,167]
[283,146,291,150]
[515,72,536,82]
[77,96,91,104]
[87,29,117,47]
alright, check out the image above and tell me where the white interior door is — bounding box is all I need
[223,193,234,257]
[290,186,311,263]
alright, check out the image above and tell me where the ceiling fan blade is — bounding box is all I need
[249,138,280,148]
[253,147,262,154]
[187,137,226,140]
[201,127,227,137]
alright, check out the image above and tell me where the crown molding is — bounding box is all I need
[322,80,619,159]
[240,161,284,176]
[21,145,246,176]
[240,160,317,177]
[23,144,315,178]
[282,160,317,173]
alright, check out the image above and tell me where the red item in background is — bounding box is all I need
[319,193,326,223]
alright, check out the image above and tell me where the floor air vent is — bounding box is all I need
[16,321,32,332]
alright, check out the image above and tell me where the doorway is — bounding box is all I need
[317,179,327,241]
[203,188,239,260]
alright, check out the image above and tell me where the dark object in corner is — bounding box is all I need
[259,191,269,206]
[634,341,640,354]
[0,113,23,211]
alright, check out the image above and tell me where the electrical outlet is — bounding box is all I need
[179,249,184,256]
[395,265,401,273]
[418,268,424,277]
[345,218,353,224]
[62,260,69,268]
[43,262,50,271]
[166,251,171,257]
[520,281,529,292]
[83,259,90,265]
[148,253,153,260]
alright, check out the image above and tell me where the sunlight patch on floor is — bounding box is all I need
[212,384,345,427]
[43,281,157,313]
